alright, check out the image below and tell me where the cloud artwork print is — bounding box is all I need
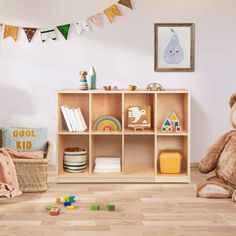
[154,23,195,72]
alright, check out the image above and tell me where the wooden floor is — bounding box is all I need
[0,167,236,236]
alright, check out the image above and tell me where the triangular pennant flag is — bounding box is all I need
[89,13,103,28]
[23,27,37,43]
[118,0,133,9]
[57,24,70,40]
[40,28,57,42]
[74,19,91,35]
[104,4,122,23]
[3,25,19,41]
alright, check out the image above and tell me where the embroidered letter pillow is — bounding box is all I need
[2,128,48,152]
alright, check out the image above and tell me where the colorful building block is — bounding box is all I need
[67,205,75,210]
[56,197,61,204]
[168,126,173,132]
[175,126,182,132]
[90,205,100,211]
[163,118,171,127]
[105,204,115,211]
[46,205,57,211]
[162,126,167,132]
[69,196,76,203]
[64,201,71,206]
[50,208,60,216]
[64,195,69,202]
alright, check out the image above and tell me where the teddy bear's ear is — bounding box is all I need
[229,93,236,108]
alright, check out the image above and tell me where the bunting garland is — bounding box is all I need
[40,28,57,42]
[3,25,19,41]
[57,24,70,40]
[75,19,91,35]
[23,27,37,42]
[104,4,122,23]
[118,0,133,9]
[0,0,133,43]
[89,13,103,28]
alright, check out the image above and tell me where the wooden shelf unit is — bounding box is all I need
[57,89,190,183]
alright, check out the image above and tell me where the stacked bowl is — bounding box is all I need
[63,147,87,173]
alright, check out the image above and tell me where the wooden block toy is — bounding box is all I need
[67,205,75,210]
[176,126,182,132]
[64,201,71,206]
[168,126,173,132]
[56,197,61,204]
[69,196,75,203]
[105,204,115,211]
[46,205,57,211]
[170,112,179,124]
[50,208,60,216]
[90,204,100,211]
[64,195,69,202]
[162,126,167,132]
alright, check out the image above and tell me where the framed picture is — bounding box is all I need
[154,23,195,72]
[128,106,151,130]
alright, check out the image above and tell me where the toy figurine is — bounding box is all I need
[79,71,88,90]
[87,66,96,89]
[146,83,164,91]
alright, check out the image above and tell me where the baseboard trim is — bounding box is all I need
[190,162,199,168]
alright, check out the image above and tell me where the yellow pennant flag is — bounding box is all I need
[4,25,19,41]
[104,4,121,23]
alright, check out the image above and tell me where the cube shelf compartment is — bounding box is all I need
[57,89,190,183]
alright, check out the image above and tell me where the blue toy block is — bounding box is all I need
[174,121,179,127]
[64,201,71,206]
[69,196,76,203]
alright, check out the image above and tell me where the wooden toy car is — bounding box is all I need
[146,83,164,91]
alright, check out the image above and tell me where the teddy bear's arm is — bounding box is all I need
[199,131,232,174]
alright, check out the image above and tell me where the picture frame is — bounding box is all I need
[154,23,195,72]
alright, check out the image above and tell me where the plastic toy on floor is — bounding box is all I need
[197,93,236,202]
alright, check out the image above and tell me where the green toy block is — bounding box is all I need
[90,204,100,211]
[105,204,115,211]
[46,205,57,211]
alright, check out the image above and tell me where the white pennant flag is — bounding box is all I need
[40,28,57,42]
[74,19,91,35]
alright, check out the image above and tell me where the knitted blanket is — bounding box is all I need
[0,148,45,199]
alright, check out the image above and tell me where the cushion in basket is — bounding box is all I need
[2,127,48,152]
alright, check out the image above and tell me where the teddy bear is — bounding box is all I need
[197,93,236,202]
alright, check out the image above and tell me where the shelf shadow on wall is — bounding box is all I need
[191,96,208,163]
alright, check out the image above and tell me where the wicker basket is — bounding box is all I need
[0,129,52,192]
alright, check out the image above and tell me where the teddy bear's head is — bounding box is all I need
[230,93,236,129]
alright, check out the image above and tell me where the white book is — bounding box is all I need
[65,107,76,132]
[74,108,84,132]
[95,157,121,164]
[69,108,79,132]
[95,166,121,171]
[77,108,88,131]
[64,106,76,132]
[94,169,121,173]
[61,106,73,132]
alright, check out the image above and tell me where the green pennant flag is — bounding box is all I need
[57,24,70,40]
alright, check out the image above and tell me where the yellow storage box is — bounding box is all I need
[159,151,182,174]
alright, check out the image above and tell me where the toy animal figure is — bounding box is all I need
[197,93,236,202]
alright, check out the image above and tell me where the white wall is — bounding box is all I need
[0,0,235,164]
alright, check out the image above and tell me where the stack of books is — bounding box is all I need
[63,148,87,173]
[94,157,121,173]
[61,106,87,132]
